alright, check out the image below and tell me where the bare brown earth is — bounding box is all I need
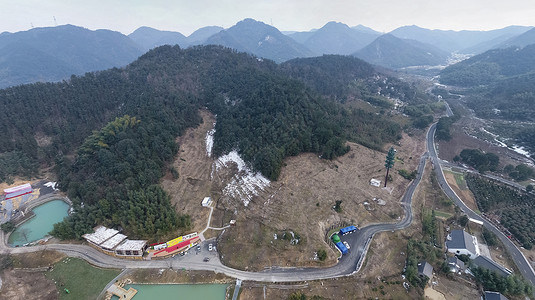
[129,269,233,284]
[161,110,216,235]
[0,251,65,300]
[0,270,57,300]
[436,115,530,168]
[217,131,425,271]
[443,171,478,212]
[162,109,427,271]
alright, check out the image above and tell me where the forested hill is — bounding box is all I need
[440,44,535,87]
[0,45,423,239]
[439,44,535,122]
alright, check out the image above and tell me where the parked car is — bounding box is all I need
[203,257,210,262]
[208,243,213,251]
[343,241,350,249]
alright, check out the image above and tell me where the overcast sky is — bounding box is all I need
[1,0,534,35]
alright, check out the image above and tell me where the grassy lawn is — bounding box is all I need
[434,210,453,219]
[45,257,121,300]
[453,173,468,190]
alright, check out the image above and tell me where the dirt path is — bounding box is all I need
[161,110,216,233]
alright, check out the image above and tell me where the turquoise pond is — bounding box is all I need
[111,284,228,300]
[8,199,69,246]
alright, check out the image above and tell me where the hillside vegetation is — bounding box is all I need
[467,174,535,249]
[0,45,431,238]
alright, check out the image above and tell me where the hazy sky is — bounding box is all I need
[1,0,534,35]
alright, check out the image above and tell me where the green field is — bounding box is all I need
[445,170,468,190]
[45,257,120,300]
[434,210,454,219]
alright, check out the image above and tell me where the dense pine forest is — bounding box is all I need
[0,45,433,239]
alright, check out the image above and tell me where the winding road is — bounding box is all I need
[1,120,534,288]
[0,128,429,283]
[428,122,535,288]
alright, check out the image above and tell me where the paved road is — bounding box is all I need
[428,123,535,289]
[0,136,430,282]
[3,121,533,290]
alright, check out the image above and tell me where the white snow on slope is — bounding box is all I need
[44,182,58,191]
[216,150,270,207]
[206,123,216,157]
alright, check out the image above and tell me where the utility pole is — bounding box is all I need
[384,146,396,187]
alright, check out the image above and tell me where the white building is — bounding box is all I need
[201,197,212,207]
[446,229,480,258]
[370,179,381,187]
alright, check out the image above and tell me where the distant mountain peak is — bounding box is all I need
[354,33,449,69]
[203,18,313,63]
[301,21,380,55]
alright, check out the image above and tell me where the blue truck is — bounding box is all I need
[339,225,357,236]
[335,241,349,255]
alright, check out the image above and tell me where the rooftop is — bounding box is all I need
[82,226,119,245]
[100,233,127,250]
[472,255,512,277]
[116,239,147,251]
[4,183,32,193]
[446,229,478,255]
[417,261,433,278]
[484,291,509,300]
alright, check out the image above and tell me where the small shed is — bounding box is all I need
[370,179,381,187]
[484,291,509,300]
[417,261,433,280]
[201,197,212,207]
[447,256,465,273]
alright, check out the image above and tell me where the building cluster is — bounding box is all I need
[83,226,147,259]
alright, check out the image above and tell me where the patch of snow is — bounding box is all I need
[44,181,58,191]
[512,145,530,157]
[205,121,216,157]
[216,150,270,207]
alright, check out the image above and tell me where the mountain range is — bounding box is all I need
[0,24,143,88]
[1,19,535,88]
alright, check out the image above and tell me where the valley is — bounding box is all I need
[1,11,535,299]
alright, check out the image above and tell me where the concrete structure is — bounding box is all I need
[3,183,33,200]
[115,240,147,259]
[484,291,509,300]
[447,256,465,273]
[369,179,381,187]
[202,197,212,207]
[472,255,512,277]
[82,226,119,247]
[107,283,137,300]
[99,233,127,253]
[82,226,147,259]
[446,229,480,258]
[417,261,433,279]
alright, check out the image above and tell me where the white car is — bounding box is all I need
[343,241,350,249]
[208,243,213,251]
